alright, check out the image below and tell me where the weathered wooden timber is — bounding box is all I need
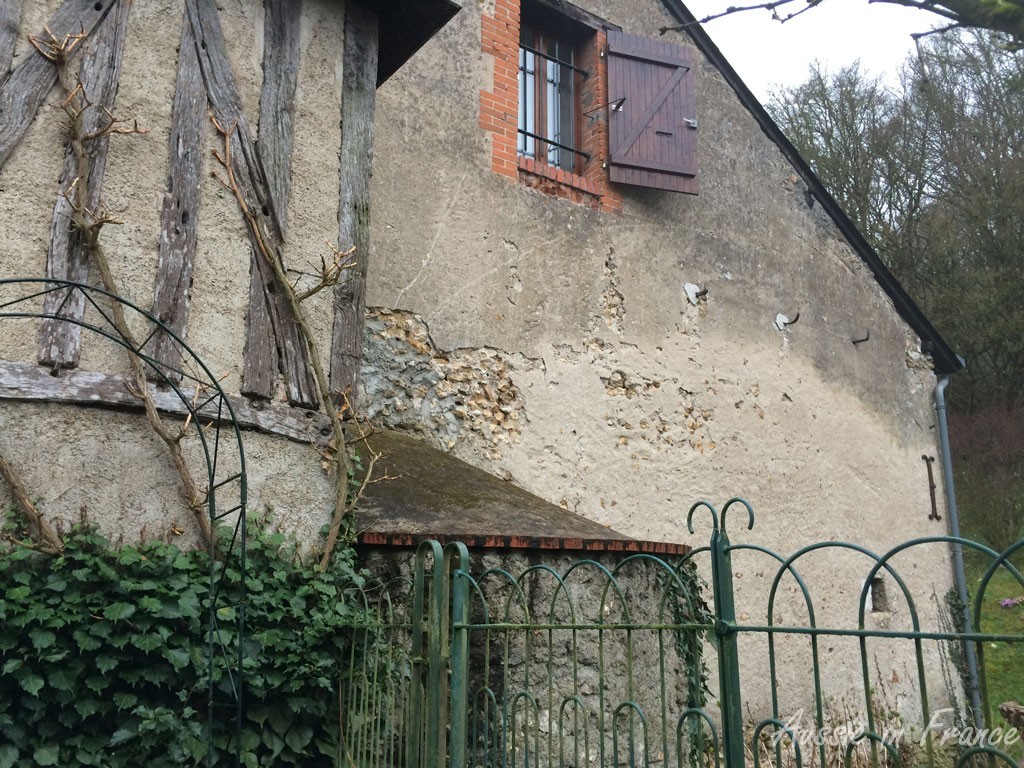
[0,360,333,447]
[185,0,318,409]
[0,0,20,86]
[330,2,378,406]
[149,13,205,382]
[0,0,118,170]
[37,0,131,370]
[258,0,301,238]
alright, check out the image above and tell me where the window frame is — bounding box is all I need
[517,21,588,176]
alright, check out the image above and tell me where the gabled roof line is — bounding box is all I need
[658,0,964,375]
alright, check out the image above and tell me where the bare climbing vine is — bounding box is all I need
[210,118,381,569]
[16,26,215,545]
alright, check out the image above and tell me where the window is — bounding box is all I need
[517,25,584,174]
[480,0,700,208]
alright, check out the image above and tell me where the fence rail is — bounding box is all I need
[350,500,1024,768]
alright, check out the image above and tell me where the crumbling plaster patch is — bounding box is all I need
[361,309,542,460]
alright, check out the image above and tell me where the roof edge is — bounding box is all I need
[657,0,964,375]
[361,0,462,86]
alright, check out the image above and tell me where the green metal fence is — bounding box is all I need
[348,499,1024,768]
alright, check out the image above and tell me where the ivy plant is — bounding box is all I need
[0,519,372,767]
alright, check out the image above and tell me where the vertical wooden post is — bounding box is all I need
[330,1,378,408]
[149,10,205,381]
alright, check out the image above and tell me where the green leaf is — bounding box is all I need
[74,698,100,717]
[6,586,29,601]
[285,723,313,754]
[112,692,137,709]
[108,728,135,747]
[29,628,56,650]
[134,634,162,652]
[95,655,117,674]
[101,602,136,621]
[117,549,142,566]
[216,606,236,622]
[0,745,16,768]
[33,744,59,765]
[20,674,44,696]
[177,591,200,618]
[2,659,22,675]
[72,629,102,652]
[172,553,192,570]
[163,647,190,670]
[84,675,107,694]
[48,668,74,692]
[137,596,162,614]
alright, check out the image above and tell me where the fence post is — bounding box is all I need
[408,542,446,768]
[711,526,745,768]
[445,543,471,768]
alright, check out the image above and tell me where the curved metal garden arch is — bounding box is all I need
[0,278,247,766]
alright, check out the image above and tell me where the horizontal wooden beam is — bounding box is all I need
[0,360,332,447]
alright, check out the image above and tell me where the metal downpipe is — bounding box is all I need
[934,375,983,728]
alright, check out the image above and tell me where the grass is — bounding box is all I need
[965,557,1024,737]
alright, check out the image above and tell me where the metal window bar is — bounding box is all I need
[519,41,589,77]
[518,40,588,169]
[516,128,591,161]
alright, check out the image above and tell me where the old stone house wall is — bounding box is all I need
[0,0,961,726]
[364,0,959,716]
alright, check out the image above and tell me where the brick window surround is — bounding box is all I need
[480,0,624,212]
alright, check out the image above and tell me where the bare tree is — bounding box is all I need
[768,31,1024,412]
[667,0,1024,48]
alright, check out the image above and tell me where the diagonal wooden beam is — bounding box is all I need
[148,10,205,382]
[0,0,118,170]
[0,0,22,87]
[37,0,131,370]
[258,0,301,239]
[185,0,318,409]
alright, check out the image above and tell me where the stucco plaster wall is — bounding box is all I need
[366,0,957,715]
[0,0,345,543]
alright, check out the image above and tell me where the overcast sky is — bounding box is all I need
[682,0,947,102]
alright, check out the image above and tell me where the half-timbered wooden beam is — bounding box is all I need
[0,0,22,87]
[0,0,118,170]
[330,2,378,407]
[185,0,319,409]
[258,0,301,238]
[0,360,333,447]
[148,11,205,382]
[37,0,130,370]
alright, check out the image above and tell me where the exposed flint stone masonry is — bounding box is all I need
[361,308,541,459]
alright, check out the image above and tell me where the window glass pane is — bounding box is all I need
[557,63,574,169]
[546,54,559,166]
[519,48,536,158]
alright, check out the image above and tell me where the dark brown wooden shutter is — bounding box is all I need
[606,29,698,194]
